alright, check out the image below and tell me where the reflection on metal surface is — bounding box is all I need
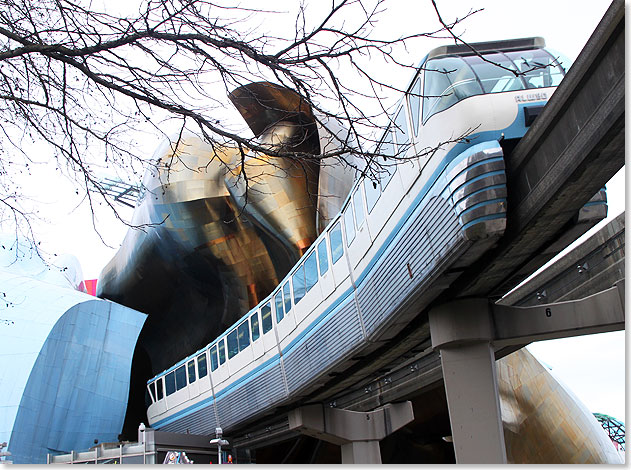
[97,82,359,433]
[229,81,355,234]
[498,349,623,464]
[227,121,320,257]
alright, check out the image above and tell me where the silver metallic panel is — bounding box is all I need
[445,146,503,181]
[451,173,507,204]
[459,200,507,226]
[455,187,507,214]
[448,160,506,193]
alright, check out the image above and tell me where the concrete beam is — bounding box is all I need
[288,401,414,464]
[429,280,624,463]
[500,211,625,307]
[492,280,624,348]
[430,280,624,351]
[448,0,625,299]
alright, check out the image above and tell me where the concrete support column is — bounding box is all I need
[340,440,382,464]
[428,282,626,463]
[439,342,506,463]
[429,299,506,464]
[288,401,414,464]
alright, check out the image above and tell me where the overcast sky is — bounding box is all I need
[6,0,625,422]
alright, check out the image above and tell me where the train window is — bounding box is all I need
[210,346,219,371]
[198,352,208,378]
[393,107,409,153]
[464,53,522,94]
[156,378,163,400]
[292,265,306,304]
[261,302,273,333]
[330,221,344,264]
[377,127,396,190]
[250,312,260,341]
[378,126,395,157]
[187,360,196,384]
[541,48,573,74]
[218,339,226,364]
[175,365,187,391]
[227,329,239,359]
[304,251,318,292]
[317,239,329,275]
[275,291,284,322]
[380,162,395,189]
[423,56,483,122]
[352,187,365,228]
[505,49,565,88]
[344,205,356,246]
[165,371,176,396]
[381,160,395,189]
[283,282,292,314]
[408,75,421,136]
[149,381,156,402]
[198,353,208,378]
[364,177,380,213]
[237,320,250,352]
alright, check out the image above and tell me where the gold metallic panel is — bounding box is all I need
[226,121,320,258]
[229,81,358,234]
[498,348,622,464]
[229,81,317,139]
[98,81,358,431]
[314,116,358,232]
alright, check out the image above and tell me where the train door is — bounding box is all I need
[209,337,230,389]
[186,357,199,399]
[249,309,265,361]
[366,125,405,243]
[393,103,420,192]
[148,378,167,417]
[316,237,334,300]
[274,281,296,341]
[347,185,372,270]
[195,351,212,397]
[259,301,277,355]
[294,250,321,325]
[328,218,350,289]
[225,319,255,376]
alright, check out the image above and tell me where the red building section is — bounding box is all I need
[84,279,98,296]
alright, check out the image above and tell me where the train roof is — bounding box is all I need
[426,37,546,62]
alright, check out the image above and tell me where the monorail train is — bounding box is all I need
[144,37,586,433]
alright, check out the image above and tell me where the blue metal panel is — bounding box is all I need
[0,262,146,465]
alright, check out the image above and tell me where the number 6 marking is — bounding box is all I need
[545,308,552,317]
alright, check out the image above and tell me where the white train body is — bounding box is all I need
[145,37,568,433]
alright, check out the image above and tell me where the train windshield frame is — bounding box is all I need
[422,48,567,123]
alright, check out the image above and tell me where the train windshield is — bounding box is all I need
[422,48,567,122]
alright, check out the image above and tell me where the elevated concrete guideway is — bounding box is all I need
[446,0,624,300]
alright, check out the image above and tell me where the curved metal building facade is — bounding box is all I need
[0,241,146,464]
